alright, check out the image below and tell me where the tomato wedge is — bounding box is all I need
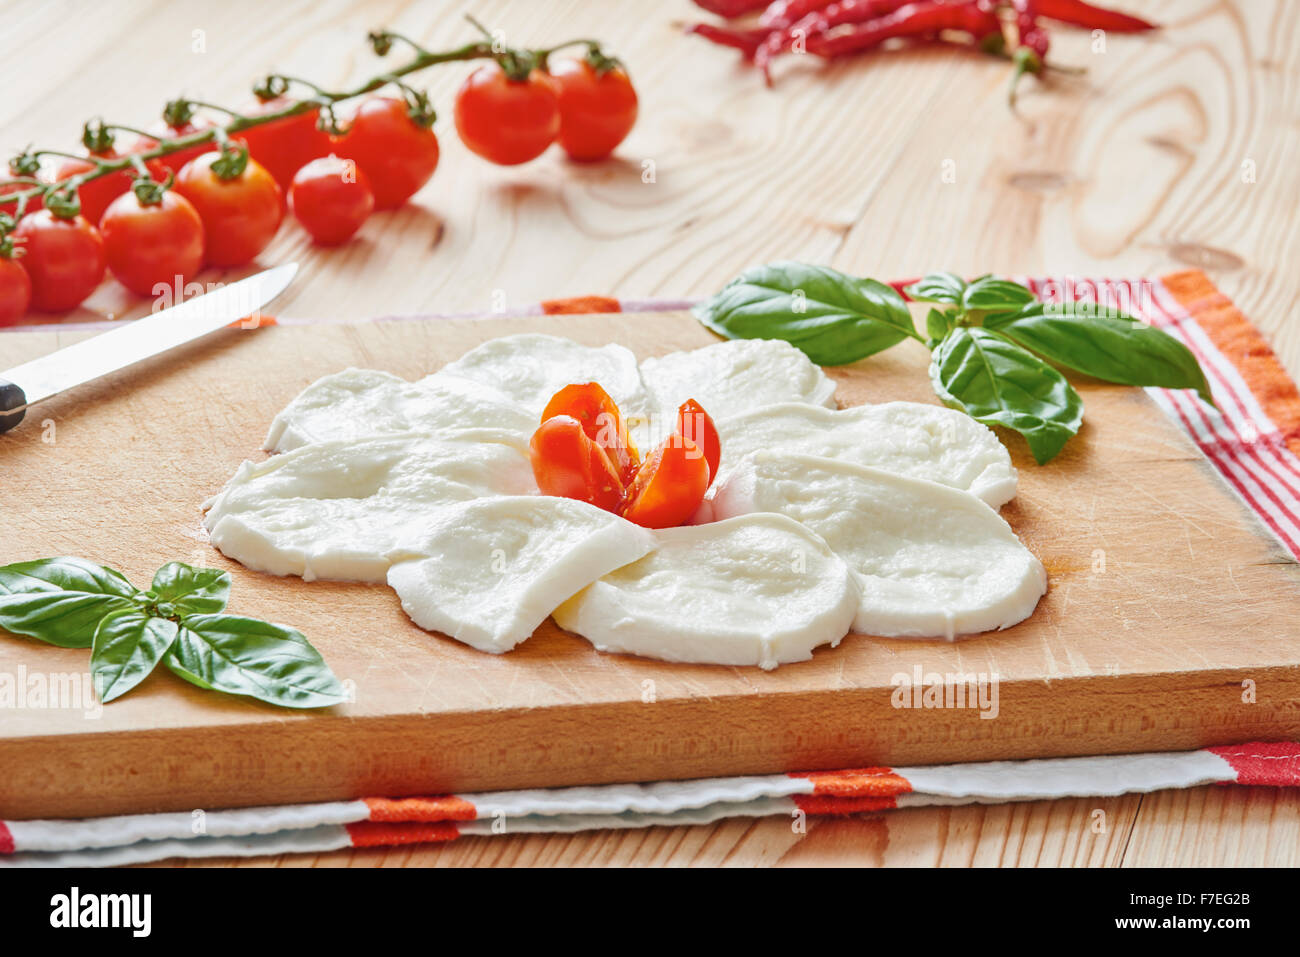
[541,382,639,483]
[620,435,711,529]
[676,398,721,485]
[529,414,625,512]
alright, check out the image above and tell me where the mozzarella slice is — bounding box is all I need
[553,513,859,670]
[434,333,651,422]
[637,339,837,447]
[203,433,537,583]
[263,368,534,453]
[713,401,1018,508]
[387,497,655,654]
[706,452,1046,639]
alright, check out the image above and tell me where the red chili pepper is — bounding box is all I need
[758,0,838,29]
[691,0,771,16]
[757,0,911,79]
[687,22,772,59]
[1035,0,1156,32]
[804,0,1001,59]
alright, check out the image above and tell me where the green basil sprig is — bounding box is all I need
[694,265,1214,464]
[0,558,346,709]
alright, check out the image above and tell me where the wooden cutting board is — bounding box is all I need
[2,312,1299,820]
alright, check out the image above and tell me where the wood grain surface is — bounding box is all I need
[2,0,1298,866]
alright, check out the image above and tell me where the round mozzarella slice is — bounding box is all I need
[714,401,1017,508]
[263,368,534,453]
[706,452,1046,639]
[553,513,859,670]
[387,497,655,654]
[637,339,837,446]
[434,333,651,422]
[203,433,536,583]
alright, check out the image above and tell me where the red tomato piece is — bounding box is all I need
[13,210,105,313]
[174,152,283,267]
[541,382,640,483]
[289,155,375,245]
[676,398,721,484]
[99,189,205,297]
[234,97,333,192]
[549,58,638,161]
[0,255,31,326]
[620,435,711,529]
[331,97,440,210]
[529,414,626,512]
[454,64,561,166]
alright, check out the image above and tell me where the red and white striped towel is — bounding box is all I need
[2,269,1298,866]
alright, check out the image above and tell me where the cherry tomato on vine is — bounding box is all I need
[234,96,333,192]
[454,64,561,166]
[289,155,375,245]
[620,435,711,530]
[13,210,105,313]
[153,117,218,178]
[529,414,626,513]
[1,161,45,219]
[99,188,204,297]
[0,256,31,326]
[175,152,282,267]
[331,97,440,210]
[53,135,165,226]
[548,58,638,162]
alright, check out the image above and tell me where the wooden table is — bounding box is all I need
[3,0,1297,867]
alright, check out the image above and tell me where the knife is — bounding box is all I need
[0,262,298,434]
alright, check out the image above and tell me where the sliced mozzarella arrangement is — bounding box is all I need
[387,497,655,654]
[553,513,859,669]
[713,401,1018,508]
[264,367,535,453]
[204,433,537,582]
[706,452,1046,639]
[435,333,652,422]
[207,330,1043,666]
[636,338,837,447]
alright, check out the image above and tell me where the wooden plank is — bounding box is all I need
[2,310,1297,820]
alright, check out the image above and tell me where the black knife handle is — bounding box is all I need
[0,378,27,434]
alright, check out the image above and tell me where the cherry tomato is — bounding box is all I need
[99,189,204,297]
[175,152,283,267]
[331,97,440,210]
[53,135,166,226]
[289,156,375,245]
[529,415,625,512]
[234,97,333,192]
[0,256,31,326]
[541,382,639,483]
[13,210,105,312]
[676,399,720,484]
[454,64,561,166]
[1,163,45,219]
[620,435,711,530]
[153,118,218,178]
[549,58,638,161]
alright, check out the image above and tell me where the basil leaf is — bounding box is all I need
[91,611,179,702]
[961,277,1037,313]
[926,308,954,342]
[986,303,1214,405]
[930,327,1084,464]
[0,557,142,648]
[905,272,967,305]
[693,261,916,365]
[151,562,231,616]
[166,614,346,709]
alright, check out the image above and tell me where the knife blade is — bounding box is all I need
[0,262,298,434]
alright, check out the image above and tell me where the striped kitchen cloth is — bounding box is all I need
[1,268,1298,866]
[2,742,1298,867]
